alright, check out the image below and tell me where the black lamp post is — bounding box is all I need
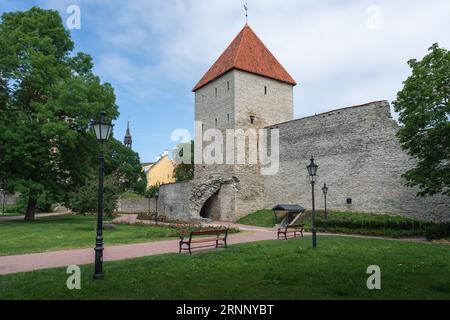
[91,111,113,280]
[154,190,159,224]
[307,156,318,248]
[322,183,328,231]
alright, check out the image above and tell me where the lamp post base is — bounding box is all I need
[312,230,317,248]
[93,273,104,280]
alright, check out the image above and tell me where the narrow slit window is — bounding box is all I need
[215,88,218,97]
[250,115,255,124]
[227,81,230,91]
[215,118,218,127]
[227,114,230,123]
[264,86,267,95]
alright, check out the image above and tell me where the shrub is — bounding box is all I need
[68,175,120,216]
[172,224,240,236]
[14,190,57,213]
[1,204,23,214]
[144,183,160,198]
[425,223,450,241]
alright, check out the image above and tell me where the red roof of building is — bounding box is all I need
[192,24,297,92]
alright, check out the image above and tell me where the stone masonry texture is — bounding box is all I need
[160,71,449,223]
[264,100,450,222]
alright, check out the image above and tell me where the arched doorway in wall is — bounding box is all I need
[199,190,221,220]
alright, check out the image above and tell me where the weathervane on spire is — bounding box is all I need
[244,3,248,24]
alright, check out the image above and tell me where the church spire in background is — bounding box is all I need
[124,119,132,149]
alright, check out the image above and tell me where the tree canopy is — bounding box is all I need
[0,7,119,220]
[172,140,194,182]
[393,43,450,196]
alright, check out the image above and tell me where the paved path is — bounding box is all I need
[0,212,67,222]
[0,225,276,275]
[0,214,435,276]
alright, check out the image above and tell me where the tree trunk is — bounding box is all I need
[24,196,37,221]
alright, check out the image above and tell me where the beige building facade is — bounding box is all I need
[142,155,176,188]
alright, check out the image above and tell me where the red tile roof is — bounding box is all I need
[193,24,297,92]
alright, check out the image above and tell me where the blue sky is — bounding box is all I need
[1,0,449,163]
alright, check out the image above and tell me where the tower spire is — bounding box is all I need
[124,118,132,149]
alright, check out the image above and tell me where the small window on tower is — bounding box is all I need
[215,88,218,97]
[215,118,218,127]
[227,114,230,123]
[227,81,230,91]
[250,115,255,124]
[264,86,267,95]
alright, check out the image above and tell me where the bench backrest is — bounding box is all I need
[191,229,228,236]
[286,224,304,229]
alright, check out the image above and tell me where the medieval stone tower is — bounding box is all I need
[192,24,296,220]
[154,25,450,223]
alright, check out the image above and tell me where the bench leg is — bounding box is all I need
[224,239,227,248]
[216,240,219,248]
[179,242,182,253]
[188,243,192,255]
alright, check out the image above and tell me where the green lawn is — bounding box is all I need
[237,209,435,237]
[120,191,146,199]
[0,236,449,299]
[0,215,178,256]
[237,209,275,227]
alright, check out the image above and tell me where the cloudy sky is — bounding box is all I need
[1,0,449,162]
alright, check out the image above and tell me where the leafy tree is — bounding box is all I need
[0,7,119,220]
[172,140,194,181]
[104,139,147,195]
[393,43,450,196]
[144,182,161,198]
[68,174,120,216]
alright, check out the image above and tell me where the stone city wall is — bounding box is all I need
[264,101,450,222]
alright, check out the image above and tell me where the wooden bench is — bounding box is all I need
[277,224,304,240]
[179,229,229,255]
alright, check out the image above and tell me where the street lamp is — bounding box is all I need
[154,190,159,224]
[322,183,328,231]
[306,156,318,248]
[91,111,113,280]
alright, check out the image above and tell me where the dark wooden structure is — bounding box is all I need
[272,204,305,226]
[179,229,229,255]
[277,224,305,240]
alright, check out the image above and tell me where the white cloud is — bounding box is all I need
[72,0,450,115]
[28,0,450,160]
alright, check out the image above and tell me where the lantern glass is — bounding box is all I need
[92,112,113,142]
[307,156,318,181]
